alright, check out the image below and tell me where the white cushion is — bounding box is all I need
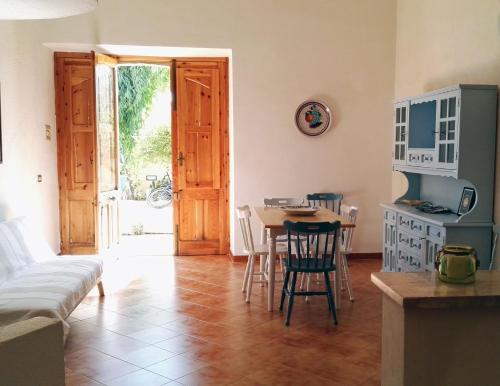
[12,217,57,263]
[0,256,102,328]
[0,218,34,283]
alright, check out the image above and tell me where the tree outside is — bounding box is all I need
[118,65,171,200]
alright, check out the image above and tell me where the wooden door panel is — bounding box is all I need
[179,195,219,241]
[203,199,220,240]
[179,200,197,240]
[55,52,98,254]
[178,240,219,255]
[95,54,120,251]
[174,60,228,255]
[69,200,95,245]
[96,61,118,192]
[185,131,213,187]
[72,132,95,184]
[70,68,93,127]
[178,68,220,190]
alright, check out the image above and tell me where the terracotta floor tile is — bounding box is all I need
[65,256,382,385]
[65,368,104,386]
[146,355,207,380]
[127,326,180,344]
[154,334,213,354]
[241,362,334,386]
[72,355,140,383]
[89,335,150,357]
[175,364,245,386]
[103,369,171,386]
[113,345,177,367]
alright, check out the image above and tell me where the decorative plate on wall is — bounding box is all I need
[295,100,332,136]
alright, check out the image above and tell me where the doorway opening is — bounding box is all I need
[115,64,173,256]
[55,50,230,257]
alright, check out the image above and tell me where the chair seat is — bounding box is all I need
[285,258,336,272]
[243,243,288,255]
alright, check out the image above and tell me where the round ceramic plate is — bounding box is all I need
[295,100,332,136]
[280,206,320,216]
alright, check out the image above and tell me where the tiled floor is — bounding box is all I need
[65,256,382,386]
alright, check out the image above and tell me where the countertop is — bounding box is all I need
[371,271,500,309]
[380,203,492,227]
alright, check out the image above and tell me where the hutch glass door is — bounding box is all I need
[393,101,409,165]
[436,91,459,169]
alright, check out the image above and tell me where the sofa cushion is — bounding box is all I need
[0,257,102,328]
[0,218,35,284]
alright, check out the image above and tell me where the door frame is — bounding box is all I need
[57,54,230,255]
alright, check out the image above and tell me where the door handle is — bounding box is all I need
[178,152,185,166]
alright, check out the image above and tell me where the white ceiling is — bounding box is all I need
[0,0,97,20]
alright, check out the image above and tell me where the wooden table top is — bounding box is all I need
[253,206,354,229]
[371,271,500,309]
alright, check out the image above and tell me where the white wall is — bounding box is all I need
[0,22,60,251]
[0,0,397,255]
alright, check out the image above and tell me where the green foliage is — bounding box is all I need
[125,126,171,200]
[118,65,170,199]
[118,66,170,164]
[137,126,172,167]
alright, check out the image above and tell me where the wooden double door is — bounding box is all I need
[54,53,229,256]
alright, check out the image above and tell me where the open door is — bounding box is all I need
[95,55,120,250]
[55,52,98,254]
[172,59,229,255]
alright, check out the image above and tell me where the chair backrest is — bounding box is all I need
[306,193,343,214]
[340,204,359,252]
[489,224,500,270]
[284,220,341,270]
[264,197,304,207]
[236,205,255,254]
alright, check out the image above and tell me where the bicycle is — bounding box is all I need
[146,172,173,209]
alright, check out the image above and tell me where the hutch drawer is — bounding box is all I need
[398,230,425,256]
[397,213,425,236]
[426,224,445,243]
[384,209,397,224]
[397,248,425,272]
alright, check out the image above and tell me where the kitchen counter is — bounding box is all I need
[371,271,500,309]
[372,271,500,386]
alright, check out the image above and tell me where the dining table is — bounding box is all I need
[254,206,355,311]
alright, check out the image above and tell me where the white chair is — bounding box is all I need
[237,205,287,303]
[262,197,304,242]
[339,204,359,301]
[260,198,304,286]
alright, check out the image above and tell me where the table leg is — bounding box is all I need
[267,231,277,312]
[334,231,342,310]
[260,225,267,286]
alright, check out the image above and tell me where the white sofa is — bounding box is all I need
[0,218,103,337]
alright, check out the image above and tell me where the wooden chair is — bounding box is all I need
[306,193,343,214]
[279,220,341,326]
[237,206,286,302]
[339,204,359,301]
[488,225,500,270]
